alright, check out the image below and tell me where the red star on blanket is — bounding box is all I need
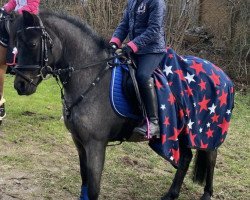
[206,128,214,138]
[185,86,193,96]
[200,140,208,148]
[218,90,228,107]
[198,79,207,91]
[190,61,206,75]
[163,116,170,126]
[218,118,230,135]
[174,70,185,81]
[168,93,176,105]
[155,79,163,90]
[211,114,220,123]
[210,71,220,86]
[189,131,197,146]
[198,96,210,113]
[171,148,180,163]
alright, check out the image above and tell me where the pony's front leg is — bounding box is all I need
[71,136,89,200]
[78,147,88,200]
[85,139,107,200]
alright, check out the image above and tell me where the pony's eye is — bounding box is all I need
[28,42,37,48]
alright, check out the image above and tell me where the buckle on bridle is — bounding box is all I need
[40,66,52,80]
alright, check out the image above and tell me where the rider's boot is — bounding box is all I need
[133,78,160,138]
[0,96,6,125]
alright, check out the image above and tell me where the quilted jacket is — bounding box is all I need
[110,0,166,54]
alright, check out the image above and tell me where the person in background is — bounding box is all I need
[110,0,167,138]
[0,0,40,125]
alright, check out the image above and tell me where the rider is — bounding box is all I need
[0,0,40,125]
[110,0,167,138]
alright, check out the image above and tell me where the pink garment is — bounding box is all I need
[110,37,139,53]
[110,37,122,48]
[3,0,40,15]
[127,41,138,53]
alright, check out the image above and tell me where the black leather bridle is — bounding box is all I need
[13,15,130,117]
[13,23,53,86]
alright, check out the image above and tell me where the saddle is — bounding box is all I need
[110,56,145,120]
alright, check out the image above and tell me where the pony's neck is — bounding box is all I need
[43,14,108,70]
[42,14,109,101]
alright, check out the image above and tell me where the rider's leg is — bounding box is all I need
[0,19,10,124]
[0,45,7,123]
[133,53,165,137]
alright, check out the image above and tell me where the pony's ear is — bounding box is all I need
[22,11,40,27]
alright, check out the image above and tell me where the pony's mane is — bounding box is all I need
[40,10,109,50]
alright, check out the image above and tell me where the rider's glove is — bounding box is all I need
[121,45,133,56]
[109,42,118,53]
[0,8,8,19]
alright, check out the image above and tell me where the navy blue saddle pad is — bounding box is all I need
[110,58,139,119]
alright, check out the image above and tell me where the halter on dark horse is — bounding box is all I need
[12,11,224,200]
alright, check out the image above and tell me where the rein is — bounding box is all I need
[54,53,126,118]
[51,53,125,76]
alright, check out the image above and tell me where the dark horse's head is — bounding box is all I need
[12,11,109,96]
[13,11,54,95]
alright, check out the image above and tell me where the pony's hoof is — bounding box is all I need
[200,192,211,200]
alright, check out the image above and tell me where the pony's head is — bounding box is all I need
[13,11,54,95]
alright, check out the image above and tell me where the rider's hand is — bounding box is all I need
[121,45,133,56]
[109,42,118,53]
[0,8,8,19]
[0,8,7,14]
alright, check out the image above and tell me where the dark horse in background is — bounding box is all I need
[11,11,234,200]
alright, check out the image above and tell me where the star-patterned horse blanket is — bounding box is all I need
[111,47,235,167]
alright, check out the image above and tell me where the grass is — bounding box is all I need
[0,75,249,200]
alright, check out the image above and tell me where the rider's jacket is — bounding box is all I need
[3,0,40,14]
[110,0,166,54]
